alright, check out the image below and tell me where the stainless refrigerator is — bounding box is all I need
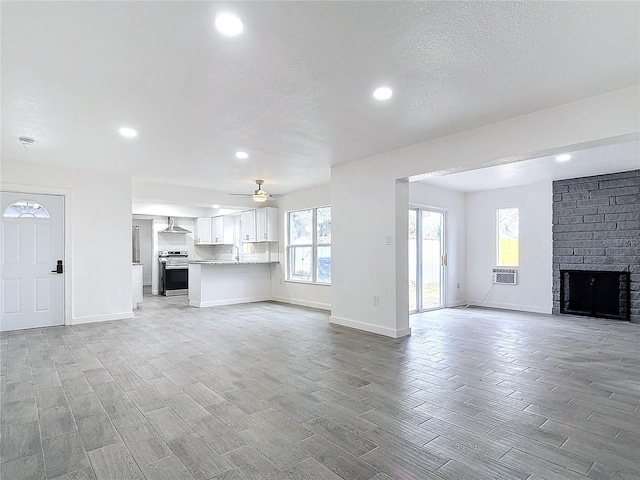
[132,225,141,263]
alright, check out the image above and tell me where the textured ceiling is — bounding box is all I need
[420,139,640,192]
[2,1,639,195]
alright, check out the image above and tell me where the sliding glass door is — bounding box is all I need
[421,210,445,310]
[409,210,418,312]
[409,208,446,313]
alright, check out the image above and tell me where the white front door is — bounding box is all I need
[1,192,65,331]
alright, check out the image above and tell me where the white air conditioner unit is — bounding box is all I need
[493,268,517,285]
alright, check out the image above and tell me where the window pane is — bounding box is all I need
[317,207,331,244]
[289,246,312,281]
[289,209,312,245]
[3,200,50,218]
[316,246,331,283]
[497,207,519,266]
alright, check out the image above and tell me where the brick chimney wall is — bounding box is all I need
[552,169,639,323]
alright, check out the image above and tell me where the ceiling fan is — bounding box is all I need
[229,179,282,203]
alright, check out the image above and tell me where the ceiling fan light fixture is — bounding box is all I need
[230,179,277,202]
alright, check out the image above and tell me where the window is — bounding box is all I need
[497,207,519,266]
[287,206,331,284]
[2,200,50,218]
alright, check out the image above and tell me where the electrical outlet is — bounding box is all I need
[373,295,379,306]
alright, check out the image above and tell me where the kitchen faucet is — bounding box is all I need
[232,245,240,261]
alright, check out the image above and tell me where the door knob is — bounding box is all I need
[51,260,64,274]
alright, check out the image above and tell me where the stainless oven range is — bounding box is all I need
[159,251,189,296]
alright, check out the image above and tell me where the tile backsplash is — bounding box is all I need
[195,242,279,262]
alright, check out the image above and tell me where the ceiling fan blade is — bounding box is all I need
[229,180,289,200]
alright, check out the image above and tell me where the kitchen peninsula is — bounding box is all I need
[188,206,280,307]
[188,260,278,307]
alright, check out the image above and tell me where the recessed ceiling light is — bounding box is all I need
[373,87,393,101]
[555,154,571,162]
[211,204,220,209]
[119,127,137,138]
[235,151,249,159]
[215,14,244,36]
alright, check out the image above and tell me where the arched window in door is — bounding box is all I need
[2,200,50,218]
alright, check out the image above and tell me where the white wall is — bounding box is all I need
[331,85,639,337]
[409,183,467,308]
[270,184,331,311]
[466,182,553,314]
[1,163,133,324]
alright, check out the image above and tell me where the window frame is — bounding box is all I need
[286,206,331,285]
[496,206,519,267]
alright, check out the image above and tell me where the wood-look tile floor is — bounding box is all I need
[2,296,639,479]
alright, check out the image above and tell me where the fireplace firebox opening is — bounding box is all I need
[560,270,630,321]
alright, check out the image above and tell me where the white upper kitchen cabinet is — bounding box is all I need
[240,210,256,242]
[212,215,234,244]
[256,207,279,242]
[195,217,212,244]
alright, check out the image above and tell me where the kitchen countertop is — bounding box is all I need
[189,260,279,265]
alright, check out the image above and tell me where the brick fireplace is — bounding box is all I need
[552,169,639,323]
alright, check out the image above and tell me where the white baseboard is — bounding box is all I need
[190,296,271,308]
[446,300,468,308]
[466,300,551,315]
[329,315,411,338]
[70,311,134,325]
[270,295,331,311]
[394,326,412,337]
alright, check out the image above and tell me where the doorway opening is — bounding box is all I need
[409,208,446,313]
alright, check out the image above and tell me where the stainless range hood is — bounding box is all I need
[160,217,191,234]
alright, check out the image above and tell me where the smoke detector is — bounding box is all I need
[18,137,35,150]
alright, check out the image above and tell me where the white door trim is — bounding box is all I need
[1,182,72,326]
